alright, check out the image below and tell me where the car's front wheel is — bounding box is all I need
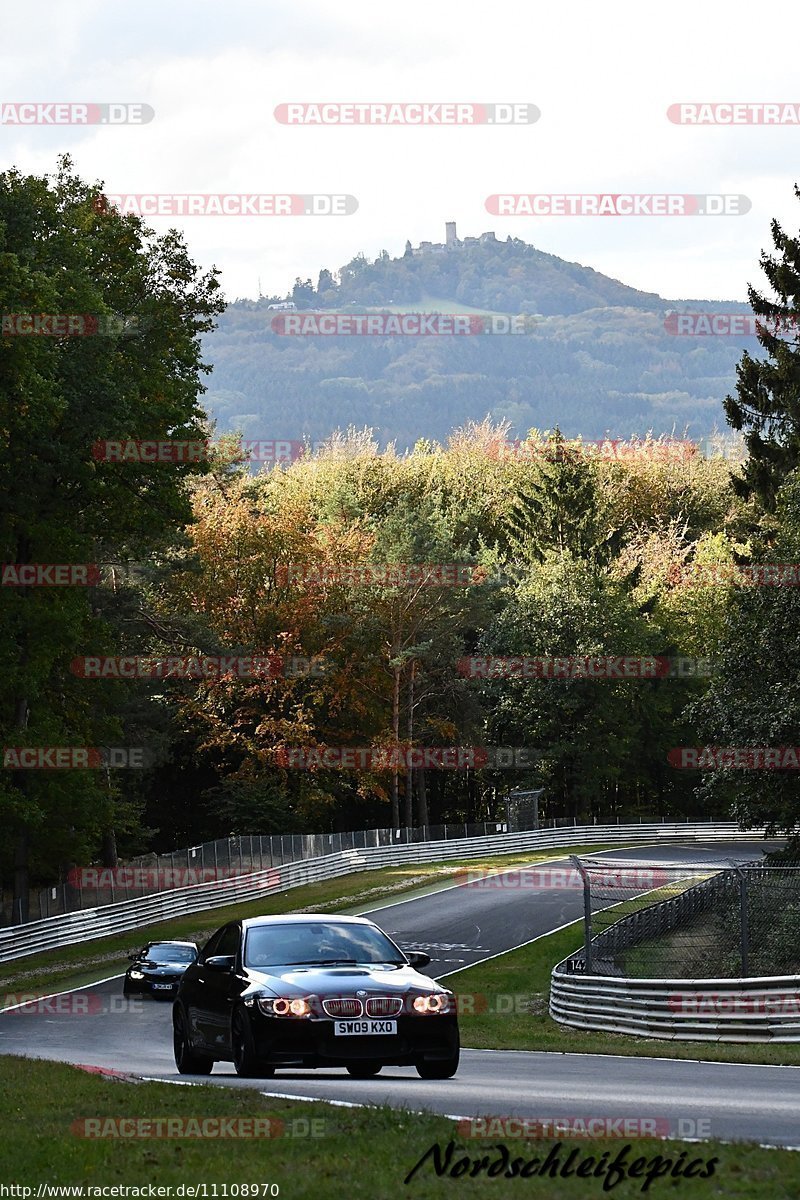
[415,1049,459,1079]
[232,1010,274,1078]
[173,1007,213,1075]
[346,1062,382,1078]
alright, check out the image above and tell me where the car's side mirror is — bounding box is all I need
[127,952,139,961]
[405,951,431,969]
[205,955,236,972]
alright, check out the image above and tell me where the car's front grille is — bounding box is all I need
[322,998,363,1018]
[365,996,403,1017]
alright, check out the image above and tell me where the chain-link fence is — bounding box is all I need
[564,855,800,979]
[3,815,591,926]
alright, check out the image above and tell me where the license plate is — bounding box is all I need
[152,983,174,990]
[334,1019,397,1036]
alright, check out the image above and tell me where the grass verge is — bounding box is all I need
[0,1056,798,1197]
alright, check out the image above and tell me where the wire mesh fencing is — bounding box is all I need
[3,817,584,926]
[564,855,800,979]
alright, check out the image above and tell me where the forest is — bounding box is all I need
[2,159,800,919]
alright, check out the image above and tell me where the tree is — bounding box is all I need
[688,471,800,838]
[478,554,698,820]
[0,157,222,918]
[504,430,606,568]
[725,185,800,511]
[291,278,316,309]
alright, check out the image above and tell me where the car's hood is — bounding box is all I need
[242,963,447,997]
[136,960,193,973]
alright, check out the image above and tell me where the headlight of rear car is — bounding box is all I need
[256,996,312,1018]
[412,993,451,1014]
[129,970,144,980]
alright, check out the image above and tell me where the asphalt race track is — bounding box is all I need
[3,840,799,1147]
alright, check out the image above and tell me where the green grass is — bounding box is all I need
[0,844,622,1001]
[449,920,800,1066]
[0,1056,798,1197]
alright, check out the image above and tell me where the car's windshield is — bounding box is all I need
[144,944,196,963]
[244,922,406,968]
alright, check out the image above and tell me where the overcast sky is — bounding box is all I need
[3,0,800,305]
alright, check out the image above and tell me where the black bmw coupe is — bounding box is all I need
[123,940,199,999]
[172,914,459,1079]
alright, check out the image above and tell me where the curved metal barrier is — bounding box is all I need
[0,821,764,964]
[550,967,800,1043]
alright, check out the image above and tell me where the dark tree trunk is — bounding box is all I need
[416,767,428,829]
[13,828,30,924]
[101,828,118,869]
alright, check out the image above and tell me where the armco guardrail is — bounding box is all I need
[0,822,764,964]
[549,968,800,1043]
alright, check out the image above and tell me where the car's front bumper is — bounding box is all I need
[126,976,182,998]
[248,1011,459,1067]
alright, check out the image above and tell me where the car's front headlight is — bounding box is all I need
[412,993,452,1014]
[129,970,144,980]
[256,996,313,1018]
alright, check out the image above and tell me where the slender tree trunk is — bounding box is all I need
[404,665,415,828]
[12,537,31,924]
[416,767,428,828]
[391,665,400,829]
[466,772,476,824]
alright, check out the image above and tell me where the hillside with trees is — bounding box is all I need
[203,234,754,449]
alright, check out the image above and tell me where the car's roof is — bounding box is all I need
[240,914,377,930]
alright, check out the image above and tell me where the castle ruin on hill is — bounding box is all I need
[405,222,498,257]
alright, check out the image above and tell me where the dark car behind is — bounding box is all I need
[124,940,199,1000]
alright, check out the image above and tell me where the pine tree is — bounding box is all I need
[725,185,800,510]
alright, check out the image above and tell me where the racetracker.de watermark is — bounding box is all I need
[70,655,329,679]
[664,312,800,336]
[0,103,154,125]
[485,193,751,216]
[2,314,141,337]
[71,1117,325,1139]
[668,991,800,1014]
[102,194,358,216]
[668,102,800,125]
[1,992,143,1016]
[93,439,326,464]
[270,313,531,335]
[2,747,147,769]
[503,438,697,460]
[456,1116,713,1139]
[456,656,713,679]
[274,102,540,125]
[669,746,800,769]
[275,746,533,770]
[1,564,99,585]
[672,563,800,586]
[66,866,281,890]
[454,867,677,890]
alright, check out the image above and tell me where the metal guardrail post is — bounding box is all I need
[570,854,593,974]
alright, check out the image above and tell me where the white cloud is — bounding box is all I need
[2,0,800,300]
